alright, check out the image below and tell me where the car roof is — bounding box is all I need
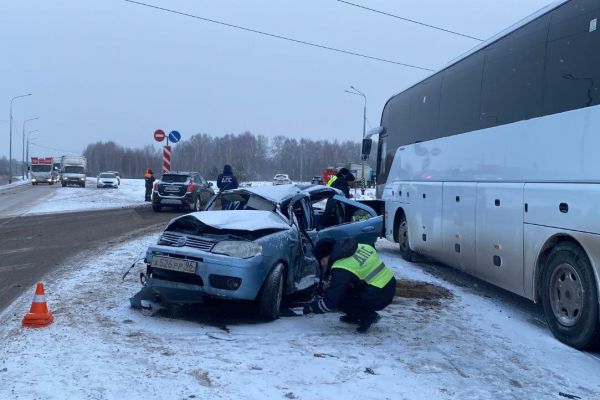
[232,183,336,203]
[162,171,198,176]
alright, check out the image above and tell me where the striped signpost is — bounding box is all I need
[163,145,172,173]
[154,129,181,173]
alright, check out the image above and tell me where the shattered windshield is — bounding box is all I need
[206,192,276,212]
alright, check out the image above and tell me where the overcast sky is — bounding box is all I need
[1,0,557,158]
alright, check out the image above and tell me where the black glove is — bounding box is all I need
[303,298,325,315]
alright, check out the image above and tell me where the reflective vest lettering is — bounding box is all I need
[332,244,394,288]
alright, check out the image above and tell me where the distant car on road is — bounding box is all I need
[131,184,383,320]
[311,176,322,185]
[107,171,121,185]
[272,174,291,185]
[96,172,119,189]
[152,171,214,213]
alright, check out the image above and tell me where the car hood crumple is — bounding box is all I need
[187,210,289,231]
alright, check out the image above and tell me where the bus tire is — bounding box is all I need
[541,243,600,349]
[397,213,415,262]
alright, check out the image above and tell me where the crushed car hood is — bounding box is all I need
[187,210,289,231]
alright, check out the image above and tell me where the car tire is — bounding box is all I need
[61,182,66,187]
[152,203,162,213]
[541,242,600,350]
[258,263,285,321]
[397,213,415,262]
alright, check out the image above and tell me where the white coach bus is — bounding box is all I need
[372,0,600,349]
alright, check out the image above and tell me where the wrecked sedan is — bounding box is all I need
[131,184,383,319]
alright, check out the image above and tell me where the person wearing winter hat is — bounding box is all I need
[304,238,396,333]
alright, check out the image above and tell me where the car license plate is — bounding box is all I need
[152,256,197,274]
[165,185,180,192]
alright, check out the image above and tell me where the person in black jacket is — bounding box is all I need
[304,238,396,333]
[217,164,239,209]
[330,172,354,199]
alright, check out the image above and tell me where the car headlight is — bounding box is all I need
[211,241,262,259]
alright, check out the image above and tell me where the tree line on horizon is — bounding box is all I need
[81,132,377,181]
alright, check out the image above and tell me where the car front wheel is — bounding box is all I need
[258,263,285,320]
[541,242,600,349]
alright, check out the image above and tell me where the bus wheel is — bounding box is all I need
[397,214,414,262]
[541,243,600,349]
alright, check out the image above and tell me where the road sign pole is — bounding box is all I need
[163,145,171,173]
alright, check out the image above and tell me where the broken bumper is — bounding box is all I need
[130,252,273,308]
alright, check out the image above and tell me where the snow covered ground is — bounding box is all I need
[1,234,598,400]
[23,178,147,216]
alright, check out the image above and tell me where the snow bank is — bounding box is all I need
[0,237,599,399]
[24,178,147,215]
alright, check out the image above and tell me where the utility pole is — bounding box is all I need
[8,93,32,183]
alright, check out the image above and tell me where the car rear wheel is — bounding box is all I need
[152,203,162,213]
[397,213,415,261]
[258,263,284,320]
[541,242,600,349]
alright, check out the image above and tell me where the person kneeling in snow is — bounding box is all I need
[304,238,396,333]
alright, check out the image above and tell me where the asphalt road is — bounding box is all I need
[0,182,56,219]
[0,206,173,312]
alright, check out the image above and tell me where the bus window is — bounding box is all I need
[544,0,600,115]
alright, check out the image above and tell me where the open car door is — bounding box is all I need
[315,195,383,246]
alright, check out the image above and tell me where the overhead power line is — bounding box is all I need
[122,0,434,72]
[333,0,484,42]
[30,143,80,155]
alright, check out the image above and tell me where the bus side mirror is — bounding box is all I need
[361,138,372,161]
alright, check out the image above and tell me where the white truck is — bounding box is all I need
[60,155,87,187]
[30,157,54,185]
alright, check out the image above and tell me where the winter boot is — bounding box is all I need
[356,312,381,333]
[339,314,361,324]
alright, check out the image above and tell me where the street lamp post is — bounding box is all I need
[22,117,39,179]
[345,86,367,195]
[9,93,32,183]
[26,129,39,175]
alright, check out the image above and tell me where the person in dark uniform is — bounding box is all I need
[304,238,396,333]
[331,172,354,199]
[217,164,239,209]
[144,169,155,202]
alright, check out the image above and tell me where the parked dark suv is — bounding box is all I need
[152,172,214,213]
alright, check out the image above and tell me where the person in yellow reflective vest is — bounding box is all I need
[326,167,349,187]
[304,238,396,333]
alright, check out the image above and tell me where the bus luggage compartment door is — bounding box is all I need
[475,183,525,296]
[409,182,443,257]
[442,183,477,272]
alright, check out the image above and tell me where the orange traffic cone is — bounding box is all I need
[22,282,54,328]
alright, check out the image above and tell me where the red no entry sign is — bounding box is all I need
[154,129,166,142]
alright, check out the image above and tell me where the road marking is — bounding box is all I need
[0,263,35,272]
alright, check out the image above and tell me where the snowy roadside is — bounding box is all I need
[23,178,147,216]
[0,178,29,192]
[1,235,599,399]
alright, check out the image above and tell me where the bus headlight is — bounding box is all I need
[212,241,262,259]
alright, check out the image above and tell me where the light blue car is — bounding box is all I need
[130,184,383,320]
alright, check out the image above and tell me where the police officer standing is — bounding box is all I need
[304,238,396,333]
[144,169,155,202]
[217,164,239,209]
